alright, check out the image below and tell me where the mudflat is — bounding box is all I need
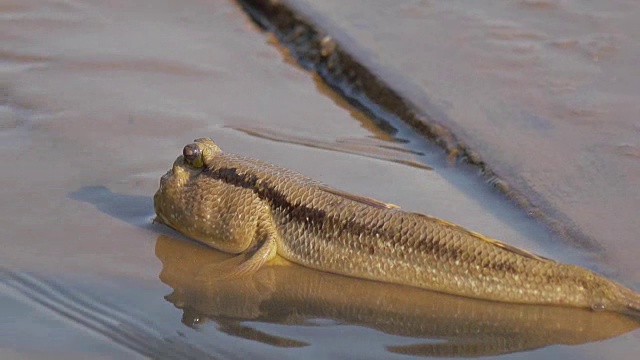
[1,0,638,359]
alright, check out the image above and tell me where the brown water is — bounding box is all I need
[0,0,638,359]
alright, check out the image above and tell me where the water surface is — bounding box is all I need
[1,0,638,358]
[284,0,640,280]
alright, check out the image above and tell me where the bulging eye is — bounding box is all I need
[183,143,203,168]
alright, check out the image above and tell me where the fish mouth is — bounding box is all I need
[154,167,175,222]
[159,169,173,187]
[159,155,184,187]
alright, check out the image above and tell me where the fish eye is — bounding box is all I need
[183,143,204,168]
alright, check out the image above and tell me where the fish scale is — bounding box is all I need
[154,138,640,315]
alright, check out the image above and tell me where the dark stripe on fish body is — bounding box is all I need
[203,166,519,274]
[204,167,392,241]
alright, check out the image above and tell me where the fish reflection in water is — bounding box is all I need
[156,235,638,358]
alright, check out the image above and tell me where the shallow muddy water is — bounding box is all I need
[1,0,638,359]
[280,0,640,279]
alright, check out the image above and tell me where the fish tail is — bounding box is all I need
[625,292,640,315]
[614,285,640,318]
[592,276,640,318]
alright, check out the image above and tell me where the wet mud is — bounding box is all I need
[236,0,640,282]
[1,0,639,358]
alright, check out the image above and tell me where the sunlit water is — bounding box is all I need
[285,0,640,281]
[1,0,638,359]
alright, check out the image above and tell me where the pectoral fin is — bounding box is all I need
[196,228,278,281]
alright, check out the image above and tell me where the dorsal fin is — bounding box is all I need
[319,185,400,209]
[412,213,552,262]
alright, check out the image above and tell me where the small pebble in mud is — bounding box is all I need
[320,36,336,57]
